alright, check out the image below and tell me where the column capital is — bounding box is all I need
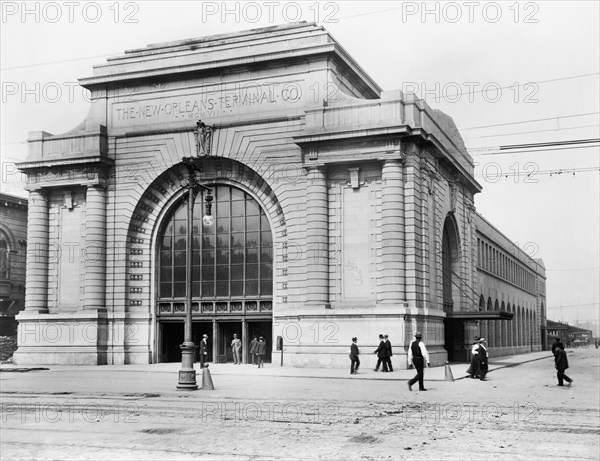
[304,163,327,174]
[381,156,405,166]
[87,183,107,191]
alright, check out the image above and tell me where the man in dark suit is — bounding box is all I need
[256,336,267,368]
[373,334,389,372]
[384,334,393,372]
[407,332,430,391]
[350,337,360,374]
[199,334,209,368]
[554,346,573,386]
[249,336,259,365]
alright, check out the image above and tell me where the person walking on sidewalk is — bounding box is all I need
[249,336,259,365]
[350,337,360,374]
[256,336,266,368]
[374,334,389,372]
[231,334,242,364]
[384,334,393,372]
[476,338,488,380]
[467,337,481,379]
[407,332,430,391]
[554,346,573,386]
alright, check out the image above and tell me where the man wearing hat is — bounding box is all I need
[374,334,389,372]
[199,334,209,368]
[407,331,430,391]
[349,337,360,374]
[384,334,393,372]
[256,336,266,368]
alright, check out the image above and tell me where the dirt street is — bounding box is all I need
[1,348,599,460]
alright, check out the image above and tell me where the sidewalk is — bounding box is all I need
[0,350,554,394]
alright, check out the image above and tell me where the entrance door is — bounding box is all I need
[248,320,272,363]
[161,322,183,362]
[160,321,214,363]
[193,321,213,364]
[218,322,242,363]
[444,319,466,362]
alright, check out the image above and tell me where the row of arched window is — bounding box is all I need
[477,237,536,293]
[478,295,540,348]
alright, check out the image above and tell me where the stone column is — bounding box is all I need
[212,319,218,363]
[305,166,329,307]
[84,185,107,309]
[403,153,422,306]
[242,319,247,364]
[379,159,405,303]
[25,189,49,312]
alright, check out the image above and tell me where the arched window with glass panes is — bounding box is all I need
[157,185,273,314]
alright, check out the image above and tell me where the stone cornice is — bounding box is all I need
[79,23,381,98]
[17,157,114,190]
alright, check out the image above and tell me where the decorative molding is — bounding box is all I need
[348,167,360,189]
[449,179,459,214]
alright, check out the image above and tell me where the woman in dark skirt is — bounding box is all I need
[467,337,481,379]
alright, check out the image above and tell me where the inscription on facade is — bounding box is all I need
[112,80,304,126]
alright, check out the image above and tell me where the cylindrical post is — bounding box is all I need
[177,172,198,390]
[380,159,405,303]
[25,190,49,312]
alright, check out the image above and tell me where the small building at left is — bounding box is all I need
[0,192,28,340]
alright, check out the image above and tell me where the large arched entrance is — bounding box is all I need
[441,214,463,361]
[156,184,273,363]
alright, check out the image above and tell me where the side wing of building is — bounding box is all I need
[475,213,547,355]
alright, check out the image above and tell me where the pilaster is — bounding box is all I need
[84,185,107,310]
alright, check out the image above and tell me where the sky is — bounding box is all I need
[1,1,599,329]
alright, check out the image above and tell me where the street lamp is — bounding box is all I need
[177,155,214,391]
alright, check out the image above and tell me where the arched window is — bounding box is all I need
[0,233,9,279]
[157,185,273,301]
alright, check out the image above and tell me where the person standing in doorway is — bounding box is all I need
[256,336,266,368]
[231,334,242,364]
[554,346,573,386]
[384,334,393,372]
[249,336,259,365]
[407,332,430,391]
[374,334,389,372]
[350,337,360,374]
[199,334,209,368]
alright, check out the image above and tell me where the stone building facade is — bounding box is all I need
[0,193,28,336]
[14,23,545,367]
